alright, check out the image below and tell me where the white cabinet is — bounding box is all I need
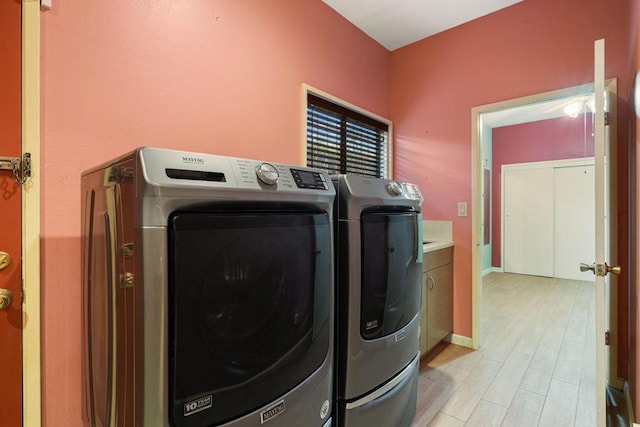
[419,247,453,356]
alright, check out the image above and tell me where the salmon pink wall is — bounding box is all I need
[40,1,389,424]
[39,0,638,422]
[491,115,595,267]
[390,0,630,339]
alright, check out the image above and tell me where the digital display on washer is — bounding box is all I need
[290,169,327,190]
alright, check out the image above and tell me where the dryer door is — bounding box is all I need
[167,209,331,427]
[360,210,421,340]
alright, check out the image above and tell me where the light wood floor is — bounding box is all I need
[411,272,596,426]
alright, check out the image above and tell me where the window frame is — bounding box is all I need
[301,84,393,179]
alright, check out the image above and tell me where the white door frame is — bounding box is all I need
[471,81,597,349]
[22,2,42,426]
[471,77,619,423]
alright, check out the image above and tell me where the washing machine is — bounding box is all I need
[332,174,423,427]
[81,147,335,427]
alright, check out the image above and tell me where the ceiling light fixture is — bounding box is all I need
[563,95,595,118]
[563,102,583,118]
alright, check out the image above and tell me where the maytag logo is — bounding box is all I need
[260,400,285,424]
[395,329,406,342]
[182,156,205,164]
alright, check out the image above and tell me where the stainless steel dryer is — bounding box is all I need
[81,147,335,427]
[332,174,423,427]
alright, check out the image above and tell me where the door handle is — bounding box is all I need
[0,289,13,310]
[579,262,622,277]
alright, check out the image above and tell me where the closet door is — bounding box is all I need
[553,165,595,281]
[503,167,554,277]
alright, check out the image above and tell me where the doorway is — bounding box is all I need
[471,80,622,389]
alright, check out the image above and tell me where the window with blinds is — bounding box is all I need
[306,93,389,178]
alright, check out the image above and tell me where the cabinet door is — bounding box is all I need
[419,272,428,355]
[426,264,453,350]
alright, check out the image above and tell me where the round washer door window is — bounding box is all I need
[198,228,313,370]
[168,210,331,427]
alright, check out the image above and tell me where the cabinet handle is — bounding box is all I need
[428,276,435,291]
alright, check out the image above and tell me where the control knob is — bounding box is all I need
[387,181,403,196]
[255,163,279,185]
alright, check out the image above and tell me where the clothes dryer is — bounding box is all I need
[332,174,423,427]
[81,147,335,427]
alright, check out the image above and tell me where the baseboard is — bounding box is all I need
[482,266,503,276]
[625,381,636,425]
[448,334,473,348]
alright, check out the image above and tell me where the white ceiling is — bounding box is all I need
[322,0,524,51]
[322,0,593,125]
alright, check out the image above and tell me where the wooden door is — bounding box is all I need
[593,38,609,427]
[0,1,23,425]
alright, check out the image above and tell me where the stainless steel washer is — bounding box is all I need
[81,147,335,427]
[332,174,423,427]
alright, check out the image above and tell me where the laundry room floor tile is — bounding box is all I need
[411,273,596,427]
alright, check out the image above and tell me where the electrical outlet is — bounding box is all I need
[457,202,467,217]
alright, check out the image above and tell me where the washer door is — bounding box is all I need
[168,210,331,427]
[360,211,421,340]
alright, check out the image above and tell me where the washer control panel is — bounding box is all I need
[235,160,330,191]
[331,174,423,203]
[402,183,422,200]
[386,181,404,196]
[290,168,329,190]
[255,163,279,185]
[140,147,334,194]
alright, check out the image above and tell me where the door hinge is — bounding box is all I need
[605,111,610,126]
[0,153,31,185]
[121,243,134,259]
[605,330,610,345]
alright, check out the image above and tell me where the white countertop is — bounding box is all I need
[422,240,454,253]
